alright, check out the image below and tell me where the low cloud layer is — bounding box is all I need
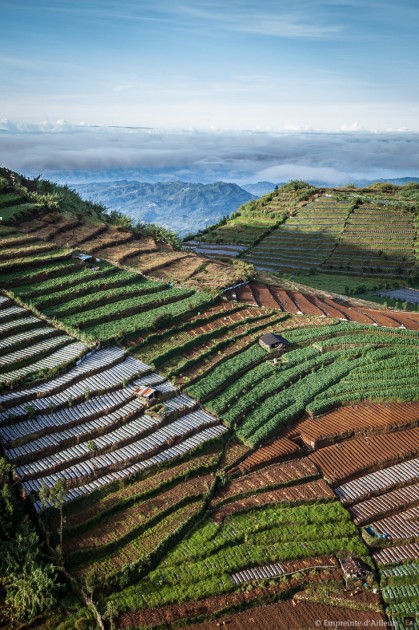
[1,122,419,185]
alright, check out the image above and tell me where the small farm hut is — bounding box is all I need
[259,333,289,353]
[134,386,158,404]
[339,557,371,580]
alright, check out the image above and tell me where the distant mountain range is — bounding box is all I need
[58,175,419,237]
[71,180,255,236]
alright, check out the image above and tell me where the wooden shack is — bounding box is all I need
[259,333,289,353]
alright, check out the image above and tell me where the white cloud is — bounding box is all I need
[1,124,418,185]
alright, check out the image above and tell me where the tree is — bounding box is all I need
[5,561,56,625]
[39,479,67,550]
[1,522,58,626]
[103,600,119,630]
[84,567,100,601]
[0,458,14,538]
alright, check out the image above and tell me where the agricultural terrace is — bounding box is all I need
[0,293,88,390]
[0,341,227,589]
[184,182,314,255]
[130,302,301,382]
[107,482,371,625]
[324,201,417,277]
[0,229,221,345]
[15,209,246,290]
[304,402,419,629]
[215,399,419,629]
[225,281,419,329]
[0,170,418,628]
[186,321,419,446]
[241,191,419,279]
[242,194,353,273]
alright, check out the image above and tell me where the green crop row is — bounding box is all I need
[43,278,166,318]
[61,286,192,328]
[14,263,117,299]
[0,248,71,272]
[160,501,352,568]
[134,305,246,354]
[237,351,375,445]
[166,316,284,378]
[221,348,350,427]
[105,501,365,613]
[150,312,272,368]
[186,343,267,400]
[0,259,80,286]
[85,293,216,342]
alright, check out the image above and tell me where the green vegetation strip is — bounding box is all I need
[108,500,367,612]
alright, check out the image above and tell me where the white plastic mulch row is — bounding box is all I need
[0,347,127,406]
[31,424,228,511]
[21,408,219,494]
[230,563,286,585]
[0,341,88,385]
[0,326,57,352]
[334,457,419,504]
[0,335,71,367]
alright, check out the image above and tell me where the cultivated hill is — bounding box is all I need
[0,168,253,290]
[186,180,419,280]
[0,168,418,629]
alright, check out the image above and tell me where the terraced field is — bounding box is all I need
[324,202,417,277]
[241,194,418,279]
[16,210,244,290]
[184,184,312,253]
[0,334,228,589]
[225,280,419,329]
[1,171,419,629]
[242,196,353,272]
[0,294,88,389]
[186,321,419,445]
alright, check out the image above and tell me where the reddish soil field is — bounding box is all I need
[292,292,325,317]
[233,438,302,475]
[214,459,319,506]
[186,599,385,630]
[373,541,419,564]
[64,475,212,555]
[228,281,419,330]
[270,287,301,314]
[286,402,419,448]
[212,479,334,523]
[308,426,419,485]
[63,450,218,530]
[236,284,258,304]
[251,283,282,310]
[115,569,342,629]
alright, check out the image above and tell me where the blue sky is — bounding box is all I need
[1,0,419,130]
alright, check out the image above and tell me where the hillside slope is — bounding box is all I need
[0,168,418,629]
[187,181,419,281]
[70,180,255,237]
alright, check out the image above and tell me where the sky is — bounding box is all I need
[1,0,419,130]
[1,1,419,183]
